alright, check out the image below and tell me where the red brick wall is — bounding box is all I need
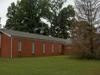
[34,40,63,56]
[1,34,11,57]
[45,41,52,56]
[53,43,62,55]
[12,37,18,57]
[34,39,43,56]
[21,38,32,57]
[12,37,33,57]
[0,33,72,58]
[63,45,72,55]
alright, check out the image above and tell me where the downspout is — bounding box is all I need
[11,37,12,58]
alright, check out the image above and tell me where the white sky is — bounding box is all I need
[0,0,74,27]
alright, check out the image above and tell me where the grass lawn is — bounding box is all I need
[0,56,100,75]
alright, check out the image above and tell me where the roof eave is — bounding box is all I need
[0,30,11,37]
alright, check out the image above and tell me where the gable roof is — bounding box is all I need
[0,29,72,45]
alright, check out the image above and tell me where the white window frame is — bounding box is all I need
[32,42,35,54]
[43,43,45,54]
[18,40,22,51]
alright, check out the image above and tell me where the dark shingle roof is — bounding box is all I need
[0,29,72,45]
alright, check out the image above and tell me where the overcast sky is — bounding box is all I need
[0,0,74,27]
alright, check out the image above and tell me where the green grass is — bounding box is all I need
[0,56,100,75]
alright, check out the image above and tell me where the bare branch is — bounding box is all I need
[75,0,100,25]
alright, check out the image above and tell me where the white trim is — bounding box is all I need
[32,42,35,54]
[43,43,45,54]
[0,31,11,37]
[11,37,13,58]
[18,40,22,51]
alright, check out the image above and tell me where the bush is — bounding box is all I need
[72,41,100,59]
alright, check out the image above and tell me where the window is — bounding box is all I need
[42,43,45,54]
[18,40,22,51]
[32,42,35,54]
[52,44,54,53]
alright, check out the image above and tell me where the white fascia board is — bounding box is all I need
[0,31,11,37]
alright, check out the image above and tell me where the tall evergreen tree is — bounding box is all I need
[5,0,75,38]
[56,5,75,39]
[5,0,50,35]
[48,1,75,39]
[6,2,17,29]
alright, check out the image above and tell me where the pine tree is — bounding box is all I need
[5,0,50,35]
[48,2,75,39]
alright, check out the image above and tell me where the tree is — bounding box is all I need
[5,0,75,38]
[5,2,17,29]
[71,21,97,58]
[5,0,50,35]
[75,0,100,24]
[57,5,75,39]
[47,0,75,39]
[74,0,100,59]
